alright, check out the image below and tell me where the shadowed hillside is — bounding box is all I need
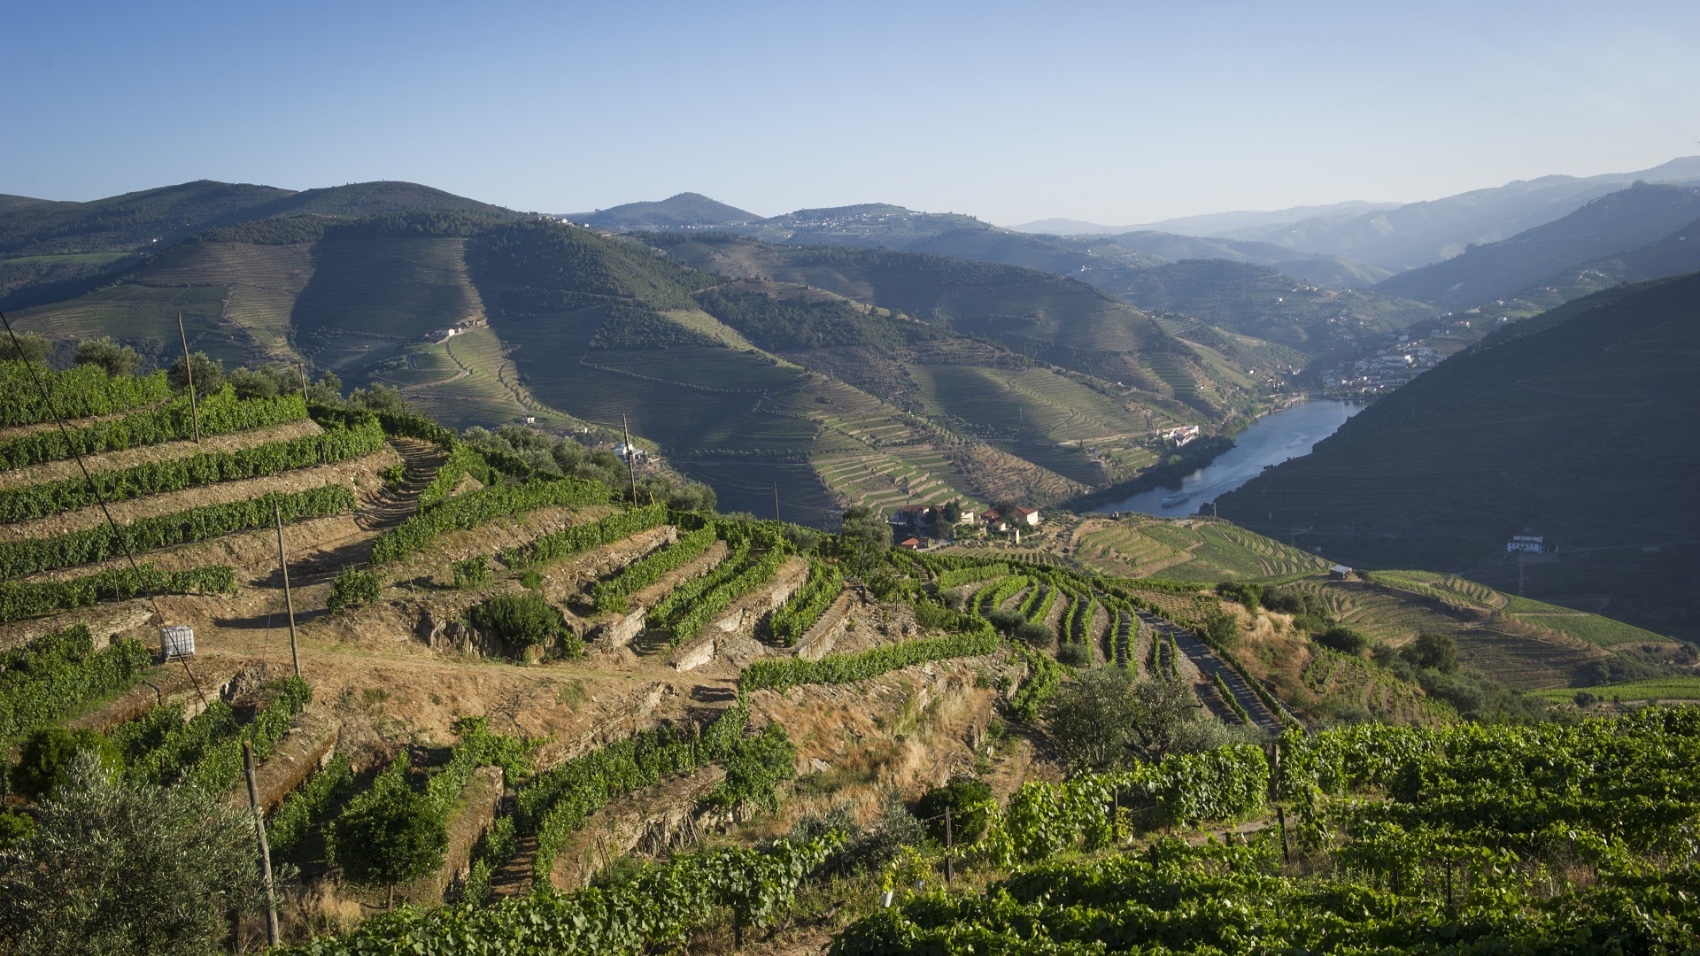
[1216,274,1700,640]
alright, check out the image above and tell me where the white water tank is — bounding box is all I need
[160,625,195,660]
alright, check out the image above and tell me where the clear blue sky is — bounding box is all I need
[4,0,1697,225]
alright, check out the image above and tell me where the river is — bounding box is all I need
[1096,400,1363,517]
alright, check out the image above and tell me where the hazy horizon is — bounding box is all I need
[5,0,1697,225]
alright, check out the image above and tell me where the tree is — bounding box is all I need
[166,352,224,397]
[1317,625,1367,655]
[1014,620,1054,649]
[1044,667,1139,772]
[327,755,446,907]
[1402,632,1458,673]
[1203,609,1241,650]
[0,753,261,956]
[227,366,281,399]
[0,332,49,364]
[1126,677,1200,763]
[348,383,409,415]
[73,338,140,378]
[11,726,120,801]
[837,505,891,574]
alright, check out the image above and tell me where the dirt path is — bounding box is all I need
[1137,610,1286,734]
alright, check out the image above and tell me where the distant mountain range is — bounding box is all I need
[1372,183,1700,310]
[1011,201,1400,238]
[1216,273,1700,641]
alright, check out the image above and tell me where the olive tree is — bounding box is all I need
[0,753,261,956]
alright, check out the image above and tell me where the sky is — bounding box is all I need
[4,0,1698,226]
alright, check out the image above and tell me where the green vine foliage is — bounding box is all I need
[280,832,844,956]
[740,631,999,696]
[0,563,234,625]
[0,486,353,578]
[765,561,844,646]
[590,526,715,613]
[0,363,171,427]
[0,417,384,523]
[661,548,787,644]
[498,504,666,569]
[370,478,610,566]
[0,388,307,469]
[268,753,354,859]
[0,625,152,743]
[326,568,381,614]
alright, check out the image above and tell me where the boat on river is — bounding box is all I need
[1159,492,1191,508]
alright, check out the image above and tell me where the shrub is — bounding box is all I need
[326,568,381,614]
[11,727,121,800]
[1056,643,1091,667]
[1317,625,1368,655]
[469,593,567,652]
[327,754,446,903]
[915,776,994,843]
[1014,620,1054,649]
[451,556,490,590]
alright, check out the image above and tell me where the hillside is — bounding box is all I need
[1216,274,1700,640]
[573,192,759,231]
[1226,156,1700,269]
[1088,258,1435,359]
[1373,183,1700,308]
[3,363,1691,953]
[1519,214,1700,309]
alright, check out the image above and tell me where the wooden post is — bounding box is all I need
[773,482,781,523]
[243,741,280,947]
[176,311,200,443]
[275,503,300,678]
[943,806,955,885]
[1111,789,1120,844]
[298,363,310,403]
[620,414,638,503]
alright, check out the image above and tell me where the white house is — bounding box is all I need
[1507,535,1545,554]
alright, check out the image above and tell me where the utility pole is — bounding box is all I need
[1517,550,1526,597]
[243,741,280,947]
[275,503,300,678]
[298,363,310,403]
[773,482,781,523]
[176,311,200,443]
[620,414,638,504]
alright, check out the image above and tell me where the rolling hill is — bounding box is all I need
[6,198,1284,527]
[1222,156,1700,269]
[1215,273,1700,641]
[1373,183,1700,309]
[572,192,760,231]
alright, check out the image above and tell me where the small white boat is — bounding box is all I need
[1160,492,1191,508]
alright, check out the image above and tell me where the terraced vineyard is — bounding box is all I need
[1071,515,1328,581]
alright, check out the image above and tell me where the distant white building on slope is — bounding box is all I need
[1507,534,1546,554]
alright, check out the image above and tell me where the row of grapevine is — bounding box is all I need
[0,388,307,469]
[590,526,716,613]
[0,562,235,624]
[0,363,171,428]
[1009,644,1066,722]
[415,443,491,511]
[0,486,354,578]
[0,625,152,742]
[975,575,1028,616]
[661,548,788,644]
[267,754,354,859]
[282,833,843,956]
[515,705,780,886]
[739,631,1000,695]
[935,563,1008,590]
[119,677,311,791]
[0,417,384,523]
[764,560,844,646]
[1212,672,1253,725]
[980,743,1270,863]
[370,478,610,566]
[648,546,747,629]
[494,502,664,569]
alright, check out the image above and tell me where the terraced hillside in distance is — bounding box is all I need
[5,190,1300,528]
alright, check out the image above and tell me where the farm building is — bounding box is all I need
[1329,564,1354,580]
[1507,535,1546,554]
